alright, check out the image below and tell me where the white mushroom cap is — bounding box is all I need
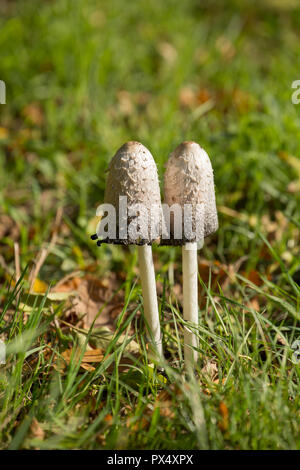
[103,141,162,244]
[164,141,218,243]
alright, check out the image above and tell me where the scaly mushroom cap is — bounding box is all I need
[103,141,162,244]
[164,141,218,243]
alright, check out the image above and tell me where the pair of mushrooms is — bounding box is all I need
[92,141,218,370]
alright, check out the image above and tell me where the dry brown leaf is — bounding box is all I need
[56,347,104,373]
[78,349,104,363]
[62,348,104,364]
[53,277,82,292]
[80,363,96,371]
[53,273,123,329]
[30,418,45,440]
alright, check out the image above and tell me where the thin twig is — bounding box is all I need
[14,242,21,303]
[14,242,20,283]
[29,207,63,292]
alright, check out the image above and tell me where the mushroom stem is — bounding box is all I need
[137,244,163,358]
[182,242,199,369]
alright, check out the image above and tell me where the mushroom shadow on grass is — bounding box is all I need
[91,141,163,360]
[163,141,218,371]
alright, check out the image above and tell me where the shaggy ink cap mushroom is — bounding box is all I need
[91,141,164,359]
[93,141,163,246]
[163,141,218,245]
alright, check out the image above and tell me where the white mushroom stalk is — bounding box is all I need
[137,244,162,358]
[164,141,218,370]
[182,242,198,366]
[92,141,163,359]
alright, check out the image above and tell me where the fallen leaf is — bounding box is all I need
[30,418,45,440]
[52,272,124,329]
[53,276,82,292]
[32,278,48,294]
[218,401,229,432]
[80,363,95,371]
[62,348,104,364]
[66,274,123,329]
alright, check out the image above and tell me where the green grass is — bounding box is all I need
[0,0,300,450]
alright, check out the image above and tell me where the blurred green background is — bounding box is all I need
[0,0,300,450]
[1,1,300,272]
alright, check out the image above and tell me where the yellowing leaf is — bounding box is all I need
[0,127,8,140]
[32,278,48,293]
